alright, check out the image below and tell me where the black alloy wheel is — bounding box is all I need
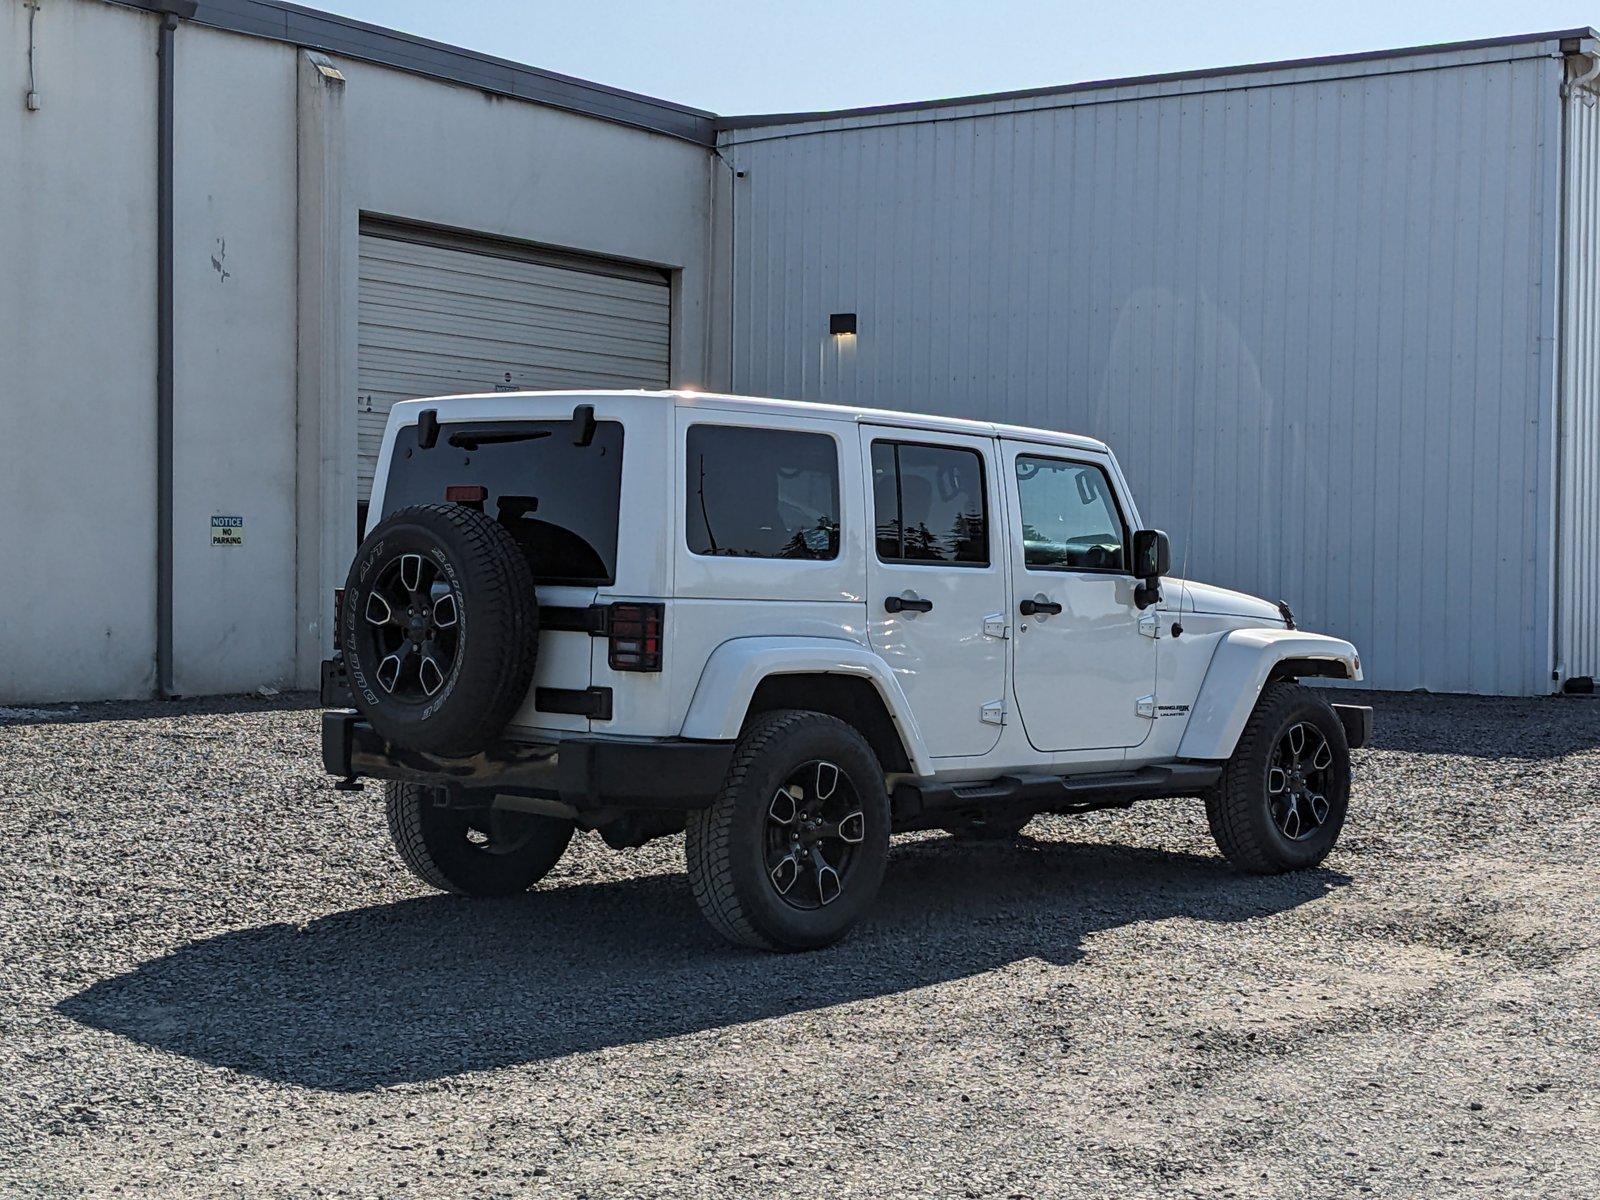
[764,759,867,909]
[355,552,462,702]
[1267,720,1335,841]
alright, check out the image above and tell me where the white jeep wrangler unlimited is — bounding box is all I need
[322,390,1369,952]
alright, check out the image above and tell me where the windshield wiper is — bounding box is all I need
[447,429,553,451]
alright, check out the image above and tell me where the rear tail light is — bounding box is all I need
[608,603,664,672]
[333,587,345,633]
[445,484,487,507]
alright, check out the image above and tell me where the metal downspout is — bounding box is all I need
[1554,43,1599,689]
[154,1,195,697]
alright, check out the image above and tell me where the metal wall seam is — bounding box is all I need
[1560,59,1600,684]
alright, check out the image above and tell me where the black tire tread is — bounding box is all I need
[386,781,466,894]
[685,710,868,952]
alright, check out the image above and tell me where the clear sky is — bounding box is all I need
[308,0,1594,114]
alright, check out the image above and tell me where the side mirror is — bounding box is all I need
[1131,528,1170,609]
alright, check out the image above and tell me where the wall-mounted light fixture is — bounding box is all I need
[829,312,858,337]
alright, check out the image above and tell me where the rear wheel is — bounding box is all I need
[686,711,890,952]
[1205,682,1350,873]
[385,782,574,897]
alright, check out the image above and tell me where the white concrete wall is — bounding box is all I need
[172,25,300,695]
[0,1,159,701]
[1,0,717,701]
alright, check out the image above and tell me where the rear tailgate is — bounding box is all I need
[373,395,640,736]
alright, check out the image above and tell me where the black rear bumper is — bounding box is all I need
[321,709,733,813]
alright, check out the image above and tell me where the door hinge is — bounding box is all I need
[980,699,1007,726]
[982,612,1010,639]
[1138,610,1160,638]
[1136,694,1156,719]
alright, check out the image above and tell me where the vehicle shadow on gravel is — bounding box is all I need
[58,838,1346,1092]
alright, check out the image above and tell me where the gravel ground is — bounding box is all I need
[1,691,1596,1199]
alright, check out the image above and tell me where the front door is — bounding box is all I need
[862,429,1008,759]
[1002,442,1155,751]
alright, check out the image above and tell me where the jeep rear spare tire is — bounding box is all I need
[341,503,538,757]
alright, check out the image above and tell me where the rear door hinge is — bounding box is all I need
[982,612,1010,639]
[980,699,1007,726]
[1139,610,1160,638]
[1136,694,1156,719]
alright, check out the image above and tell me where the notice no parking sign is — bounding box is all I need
[210,515,244,547]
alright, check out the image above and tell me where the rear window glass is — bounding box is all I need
[382,419,623,585]
[870,441,989,566]
[685,424,840,559]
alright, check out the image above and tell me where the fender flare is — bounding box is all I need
[1176,629,1363,761]
[679,636,934,776]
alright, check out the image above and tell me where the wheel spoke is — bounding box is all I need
[1307,791,1329,825]
[399,553,424,594]
[431,591,459,629]
[814,761,840,801]
[813,850,842,906]
[770,851,800,895]
[1268,766,1288,795]
[823,810,865,844]
[376,647,409,693]
[418,655,446,696]
[1311,740,1333,771]
[1287,723,1306,759]
[1281,796,1302,840]
[769,788,798,825]
[364,592,395,626]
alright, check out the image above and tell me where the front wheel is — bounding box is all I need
[1204,682,1351,873]
[686,711,891,952]
[385,782,574,897]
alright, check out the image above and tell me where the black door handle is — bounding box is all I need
[1019,598,1062,616]
[884,595,934,614]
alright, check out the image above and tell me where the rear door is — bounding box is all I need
[1001,441,1154,751]
[375,409,628,733]
[861,428,1008,759]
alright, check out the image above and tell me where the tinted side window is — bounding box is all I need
[871,441,988,566]
[1014,456,1126,571]
[686,425,840,559]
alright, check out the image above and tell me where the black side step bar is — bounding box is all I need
[892,763,1223,829]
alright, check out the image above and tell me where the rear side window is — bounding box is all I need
[685,424,840,559]
[382,419,623,585]
[870,441,989,566]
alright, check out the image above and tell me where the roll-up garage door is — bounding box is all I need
[356,221,671,503]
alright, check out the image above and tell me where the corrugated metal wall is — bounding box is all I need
[1560,73,1600,686]
[722,42,1570,695]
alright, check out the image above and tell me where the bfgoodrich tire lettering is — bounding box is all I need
[1205,681,1351,873]
[685,710,890,952]
[342,503,537,757]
